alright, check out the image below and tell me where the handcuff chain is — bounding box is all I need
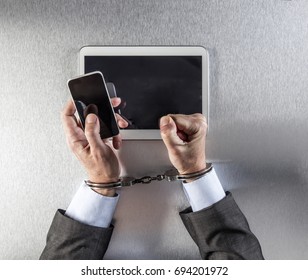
[85,163,212,189]
[132,174,165,185]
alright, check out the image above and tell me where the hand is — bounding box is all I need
[159,114,207,175]
[61,98,128,196]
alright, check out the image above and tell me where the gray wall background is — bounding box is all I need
[0,0,308,259]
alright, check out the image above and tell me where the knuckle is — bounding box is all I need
[198,122,207,134]
[85,127,95,137]
[194,113,207,122]
[66,129,79,140]
[160,125,169,135]
[61,105,69,117]
[60,110,66,121]
[66,138,85,156]
[200,118,208,129]
[160,123,173,135]
[194,114,207,128]
[68,141,78,153]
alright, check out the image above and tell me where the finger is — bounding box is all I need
[115,113,129,128]
[169,114,207,136]
[61,100,77,128]
[111,97,122,108]
[84,104,98,118]
[177,130,189,142]
[112,134,122,150]
[160,116,183,150]
[62,99,76,117]
[61,100,81,137]
[84,114,102,149]
[61,100,86,152]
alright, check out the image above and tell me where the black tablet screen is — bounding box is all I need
[85,56,202,129]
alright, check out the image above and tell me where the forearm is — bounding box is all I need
[182,168,226,211]
[181,168,264,260]
[65,182,119,228]
[40,209,114,260]
[40,183,119,260]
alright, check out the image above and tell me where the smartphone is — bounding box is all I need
[67,71,119,139]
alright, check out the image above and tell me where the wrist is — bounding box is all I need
[178,163,207,176]
[88,176,119,197]
[178,162,210,183]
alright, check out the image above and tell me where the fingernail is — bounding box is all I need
[86,114,97,124]
[160,116,170,127]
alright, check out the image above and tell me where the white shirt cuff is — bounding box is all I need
[182,168,226,212]
[65,182,119,228]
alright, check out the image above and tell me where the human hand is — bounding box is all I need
[159,114,207,175]
[61,98,128,196]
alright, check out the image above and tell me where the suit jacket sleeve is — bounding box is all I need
[40,209,113,260]
[180,192,264,260]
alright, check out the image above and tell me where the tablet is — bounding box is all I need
[79,46,209,140]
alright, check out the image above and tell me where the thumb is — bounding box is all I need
[85,114,101,148]
[160,116,182,149]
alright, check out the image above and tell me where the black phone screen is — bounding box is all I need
[68,72,119,139]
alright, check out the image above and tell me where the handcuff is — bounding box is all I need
[85,163,213,190]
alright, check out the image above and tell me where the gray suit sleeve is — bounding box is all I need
[180,192,264,260]
[40,209,113,260]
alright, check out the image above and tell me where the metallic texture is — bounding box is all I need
[85,163,212,189]
[164,163,213,182]
[85,179,122,189]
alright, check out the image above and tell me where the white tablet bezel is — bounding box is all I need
[79,46,209,140]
